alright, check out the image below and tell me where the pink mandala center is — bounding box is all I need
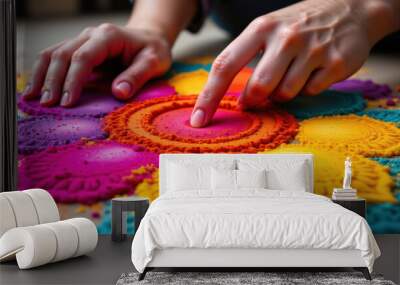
[152,107,253,140]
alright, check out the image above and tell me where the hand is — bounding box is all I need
[191,0,399,127]
[23,23,172,107]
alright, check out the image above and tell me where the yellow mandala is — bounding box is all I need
[184,56,214,65]
[134,169,159,202]
[168,70,208,95]
[297,115,400,157]
[264,144,395,203]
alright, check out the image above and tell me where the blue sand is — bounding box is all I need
[282,90,366,119]
[358,108,400,125]
[367,203,400,234]
[163,62,211,78]
[372,157,400,188]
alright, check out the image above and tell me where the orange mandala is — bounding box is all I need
[103,95,298,153]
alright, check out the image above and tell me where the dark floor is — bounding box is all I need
[0,236,134,285]
[1,235,399,285]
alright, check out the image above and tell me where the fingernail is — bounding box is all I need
[61,91,70,106]
[40,90,51,104]
[23,84,31,96]
[190,109,205,128]
[115,81,132,98]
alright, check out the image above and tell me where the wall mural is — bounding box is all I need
[17,57,400,234]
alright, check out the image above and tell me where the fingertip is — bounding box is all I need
[60,91,74,107]
[39,90,53,106]
[112,81,133,100]
[190,108,206,128]
[22,84,38,100]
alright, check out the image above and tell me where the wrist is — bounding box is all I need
[126,18,173,46]
[353,0,400,46]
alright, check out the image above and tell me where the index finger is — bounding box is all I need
[190,23,264,128]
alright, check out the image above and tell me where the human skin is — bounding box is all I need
[190,0,400,127]
[23,0,196,106]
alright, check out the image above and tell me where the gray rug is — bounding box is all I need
[117,272,396,285]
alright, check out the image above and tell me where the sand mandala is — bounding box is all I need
[367,203,400,234]
[227,67,253,94]
[18,116,106,154]
[358,109,400,125]
[18,141,159,204]
[124,166,159,202]
[103,95,298,153]
[266,144,395,203]
[282,90,366,119]
[168,67,253,96]
[331,79,392,100]
[373,157,400,188]
[165,61,211,77]
[132,80,176,102]
[168,70,209,95]
[297,115,400,157]
[17,91,124,118]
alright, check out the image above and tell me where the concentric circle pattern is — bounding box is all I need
[103,95,299,153]
[18,116,106,154]
[227,67,252,94]
[17,91,123,118]
[297,115,400,157]
[282,90,366,119]
[266,144,395,203]
[18,141,159,204]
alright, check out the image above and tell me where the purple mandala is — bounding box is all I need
[17,91,124,118]
[18,141,159,204]
[330,79,392,100]
[18,116,107,154]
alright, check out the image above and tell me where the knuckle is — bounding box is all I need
[330,55,347,75]
[199,90,214,104]
[249,16,274,34]
[145,53,160,69]
[309,45,325,59]
[44,76,58,87]
[305,83,321,95]
[38,49,52,61]
[82,26,94,36]
[71,50,90,64]
[281,81,296,96]
[98,23,116,32]
[280,26,301,48]
[51,49,70,61]
[248,78,268,95]
[212,52,231,77]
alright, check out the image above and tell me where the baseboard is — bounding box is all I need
[373,234,400,284]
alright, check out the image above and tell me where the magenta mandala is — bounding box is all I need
[18,141,159,204]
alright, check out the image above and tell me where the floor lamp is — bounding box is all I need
[0,0,17,192]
